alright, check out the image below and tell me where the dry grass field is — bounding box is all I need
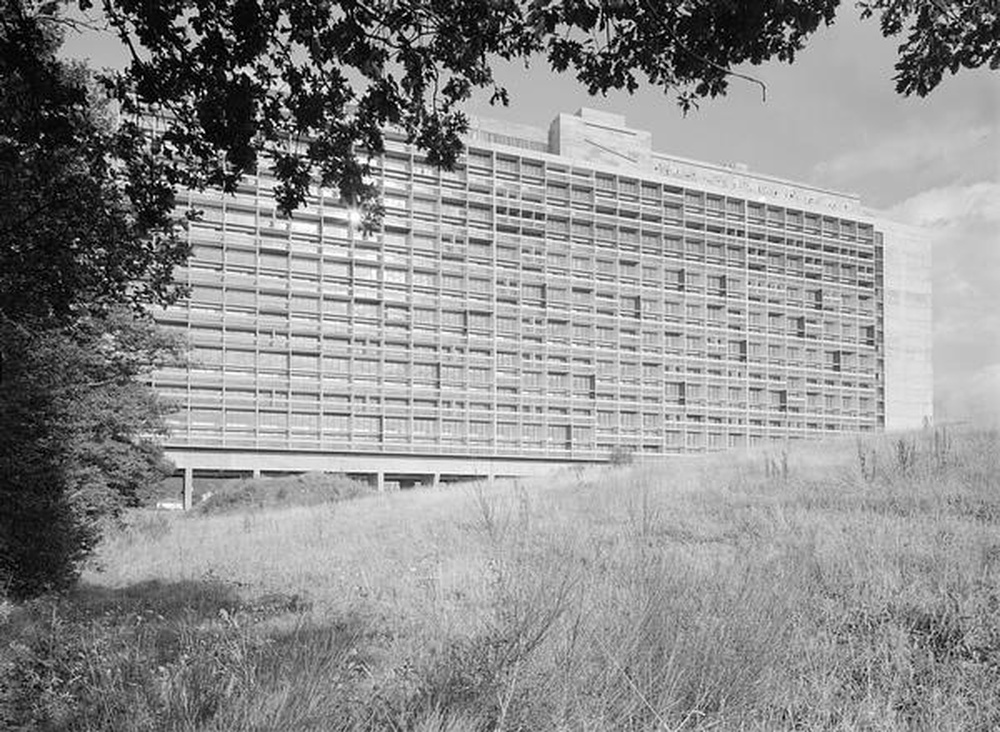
[3,426,1000,731]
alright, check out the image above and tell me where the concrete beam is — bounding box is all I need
[164,449,591,480]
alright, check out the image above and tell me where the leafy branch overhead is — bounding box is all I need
[1,2,189,323]
[79,0,1000,216]
[859,0,1000,96]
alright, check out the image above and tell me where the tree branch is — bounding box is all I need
[640,0,769,103]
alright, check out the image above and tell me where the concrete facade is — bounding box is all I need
[153,108,932,496]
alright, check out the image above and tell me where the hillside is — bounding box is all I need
[3,427,1000,731]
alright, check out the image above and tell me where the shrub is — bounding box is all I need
[196,472,374,514]
[0,580,372,732]
[0,315,179,601]
[608,446,634,466]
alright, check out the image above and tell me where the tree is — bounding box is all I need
[0,2,185,599]
[1,2,187,322]
[75,0,999,217]
[0,313,181,599]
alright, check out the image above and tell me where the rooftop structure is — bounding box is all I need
[153,108,933,504]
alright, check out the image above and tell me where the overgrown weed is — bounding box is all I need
[4,426,1000,730]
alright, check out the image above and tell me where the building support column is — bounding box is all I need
[182,467,193,511]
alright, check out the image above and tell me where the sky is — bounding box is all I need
[62,9,999,425]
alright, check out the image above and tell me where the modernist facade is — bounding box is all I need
[153,108,932,493]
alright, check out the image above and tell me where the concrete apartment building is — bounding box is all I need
[154,108,932,504]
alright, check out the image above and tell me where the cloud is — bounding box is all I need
[936,365,1000,426]
[812,124,996,186]
[887,181,1000,423]
[888,181,1000,226]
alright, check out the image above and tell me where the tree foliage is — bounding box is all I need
[860,0,1000,96]
[0,312,181,599]
[1,1,188,322]
[1,3,185,599]
[79,0,999,218]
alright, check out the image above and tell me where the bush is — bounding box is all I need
[608,446,634,466]
[0,316,177,601]
[196,472,374,514]
[0,580,379,732]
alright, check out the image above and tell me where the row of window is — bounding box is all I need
[173,322,876,355]
[184,342,877,372]
[196,216,877,272]
[382,148,872,241]
[166,420,875,454]
[169,386,876,411]
[183,282,877,326]
[194,217,877,281]
[162,377,877,397]
[173,410,873,435]
[188,268,875,303]
[191,236,875,274]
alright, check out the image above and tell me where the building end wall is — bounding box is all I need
[880,220,933,429]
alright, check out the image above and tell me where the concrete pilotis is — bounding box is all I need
[182,467,193,511]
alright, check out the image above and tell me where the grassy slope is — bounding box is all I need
[3,427,1000,731]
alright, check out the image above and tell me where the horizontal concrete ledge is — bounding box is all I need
[164,448,593,478]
